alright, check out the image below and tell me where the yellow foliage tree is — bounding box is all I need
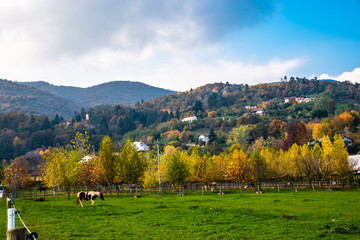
[226,148,250,183]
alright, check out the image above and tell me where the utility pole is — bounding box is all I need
[157,140,161,193]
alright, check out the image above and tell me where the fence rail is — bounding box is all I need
[4,179,358,199]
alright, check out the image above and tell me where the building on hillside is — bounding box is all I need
[349,155,360,174]
[59,120,71,127]
[80,155,98,163]
[181,115,198,122]
[251,108,266,116]
[198,134,209,143]
[29,169,42,182]
[245,105,257,109]
[284,96,314,104]
[133,141,150,151]
[308,136,353,148]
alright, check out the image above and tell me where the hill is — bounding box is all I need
[20,80,176,108]
[0,79,78,119]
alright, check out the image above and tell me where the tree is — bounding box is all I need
[321,135,333,184]
[41,132,93,199]
[4,163,31,191]
[193,100,204,112]
[0,165,4,183]
[227,125,253,148]
[332,134,351,186]
[268,119,287,138]
[188,146,206,183]
[226,148,250,183]
[142,150,159,189]
[326,99,336,115]
[298,144,316,188]
[165,150,189,187]
[208,128,217,144]
[311,109,328,119]
[312,119,335,140]
[117,140,146,185]
[79,157,104,189]
[41,148,64,196]
[249,150,267,184]
[99,136,116,186]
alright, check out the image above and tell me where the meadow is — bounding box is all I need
[1,189,360,239]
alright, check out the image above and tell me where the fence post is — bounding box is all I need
[7,228,27,240]
[7,194,15,231]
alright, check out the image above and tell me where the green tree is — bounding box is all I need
[166,150,189,187]
[226,125,253,148]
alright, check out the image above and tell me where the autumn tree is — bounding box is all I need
[99,136,116,186]
[188,146,206,183]
[332,134,351,187]
[321,135,333,185]
[117,140,146,185]
[249,150,267,185]
[79,157,104,190]
[4,163,31,191]
[142,150,159,189]
[312,119,335,140]
[268,119,287,138]
[226,148,251,184]
[298,144,317,188]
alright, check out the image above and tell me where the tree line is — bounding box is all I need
[2,132,356,196]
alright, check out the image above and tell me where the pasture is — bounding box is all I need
[1,189,360,239]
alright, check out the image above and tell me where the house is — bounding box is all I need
[349,155,360,174]
[133,141,150,151]
[251,108,266,116]
[80,155,98,163]
[245,105,256,109]
[181,115,198,122]
[59,120,71,127]
[198,134,209,143]
[308,137,353,148]
[284,96,314,104]
[29,169,42,182]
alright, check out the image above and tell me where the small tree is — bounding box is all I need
[166,151,189,189]
[117,140,146,186]
[99,136,116,186]
[4,163,31,192]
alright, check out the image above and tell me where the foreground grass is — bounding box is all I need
[1,189,360,239]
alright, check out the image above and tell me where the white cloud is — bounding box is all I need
[318,67,360,83]
[0,0,295,91]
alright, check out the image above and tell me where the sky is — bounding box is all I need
[0,0,360,91]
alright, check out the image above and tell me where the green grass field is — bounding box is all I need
[1,189,360,239]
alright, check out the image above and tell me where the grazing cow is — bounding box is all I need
[77,191,104,207]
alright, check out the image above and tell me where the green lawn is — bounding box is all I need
[1,189,360,239]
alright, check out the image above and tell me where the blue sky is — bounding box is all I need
[0,0,359,91]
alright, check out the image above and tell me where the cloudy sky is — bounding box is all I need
[0,0,360,91]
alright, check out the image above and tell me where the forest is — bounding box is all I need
[1,77,360,183]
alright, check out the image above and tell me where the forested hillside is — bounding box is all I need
[20,80,176,108]
[1,77,360,170]
[0,79,77,119]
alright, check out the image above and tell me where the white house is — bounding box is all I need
[133,141,150,151]
[198,134,209,143]
[349,155,360,173]
[251,108,266,116]
[181,115,198,122]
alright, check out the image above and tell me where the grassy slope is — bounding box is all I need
[1,190,360,239]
